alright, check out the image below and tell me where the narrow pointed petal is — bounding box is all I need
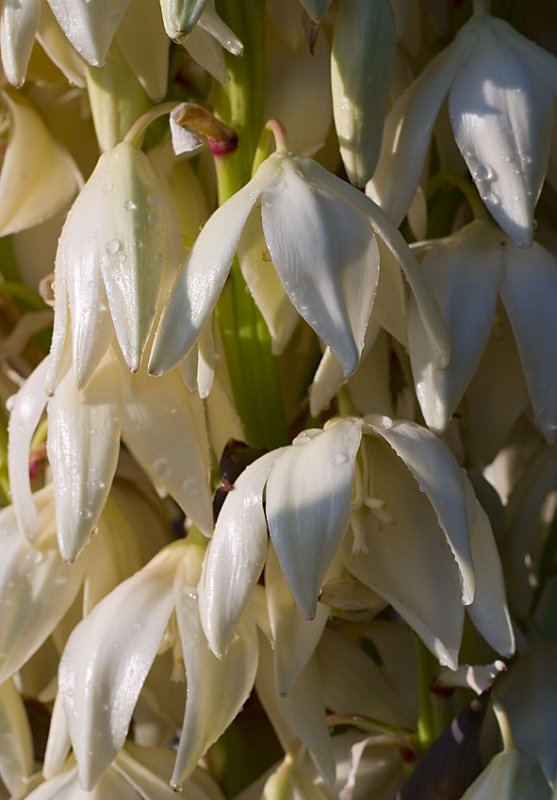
[197,1,242,56]
[331,0,396,186]
[465,482,515,657]
[266,546,329,697]
[449,23,553,247]
[408,222,502,432]
[36,3,87,87]
[43,693,71,780]
[266,419,363,620]
[499,241,557,443]
[262,158,379,376]
[159,0,207,39]
[341,437,464,668]
[0,489,86,684]
[199,450,285,656]
[0,0,40,87]
[367,26,474,225]
[0,91,80,236]
[238,210,299,355]
[277,657,336,785]
[366,416,475,604]
[121,368,212,534]
[45,259,70,396]
[0,679,34,797]
[172,590,258,790]
[47,358,122,562]
[59,545,182,790]
[182,24,226,83]
[117,0,170,100]
[47,0,130,66]
[7,357,49,543]
[149,164,274,374]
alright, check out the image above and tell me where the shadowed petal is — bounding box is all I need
[0,0,40,86]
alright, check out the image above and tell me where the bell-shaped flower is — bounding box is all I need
[57,536,258,791]
[47,137,184,390]
[408,220,557,443]
[149,132,448,378]
[8,349,212,562]
[0,90,80,237]
[340,415,515,668]
[367,4,557,247]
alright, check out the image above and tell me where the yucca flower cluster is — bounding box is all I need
[0,0,556,798]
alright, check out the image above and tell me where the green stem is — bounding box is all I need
[491,698,515,751]
[0,404,10,506]
[428,171,489,223]
[0,282,48,311]
[212,0,287,449]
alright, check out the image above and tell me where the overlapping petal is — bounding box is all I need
[0,680,35,798]
[47,0,130,66]
[0,0,40,87]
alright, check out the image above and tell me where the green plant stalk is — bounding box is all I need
[0,403,10,506]
[414,636,438,752]
[213,0,288,450]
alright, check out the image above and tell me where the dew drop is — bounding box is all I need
[105,239,121,255]
[102,182,113,193]
[171,783,183,793]
[123,199,137,210]
[153,458,169,479]
[331,452,348,466]
[182,478,199,495]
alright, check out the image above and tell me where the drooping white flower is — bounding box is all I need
[408,220,557,443]
[8,350,212,561]
[368,6,557,247]
[47,138,184,390]
[458,748,551,799]
[149,140,448,378]
[57,537,258,791]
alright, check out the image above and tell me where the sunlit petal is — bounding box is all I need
[47,0,130,66]
[266,419,362,620]
[0,0,40,87]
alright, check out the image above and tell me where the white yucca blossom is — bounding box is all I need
[198,415,514,671]
[0,0,241,88]
[149,140,449,378]
[458,748,551,799]
[368,1,557,247]
[408,220,557,443]
[55,537,258,792]
[8,351,212,561]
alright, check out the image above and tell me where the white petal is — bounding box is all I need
[265,546,329,697]
[45,258,70,396]
[238,209,299,355]
[172,588,258,790]
[341,437,464,669]
[459,749,551,800]
[47,0,130,66]
[262,157,379,376]
[465,482,515,657]
[120,368,213,534]
[35,3,87,87]
[59,545,182,790]
[367,25,474,225]
[159,0,207,39]
[266,419,363,620]
[366,416,475,604]
[43,692,71,779]
[197,1,242,56]
[7,357,49,543]
[0,679,34,797]
[149,162,276,375]
[199,450,285,656]
[0,91,80,237]
[0,0,40,87]
[182,24,226,83]
[449,22,553,247]
[499,241,557,443]
[408,222,502,432]
[299,0,330,22]
[117,0,169,100]
[0,489,86,684]
[47,358,122,562]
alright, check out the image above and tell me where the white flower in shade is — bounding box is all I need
[56,537,258,792]
[149,132,448,378]
[408,220,557,443]
[458,749,551,799]
[47,139,184,391]
[198,415,514,672]
[0,90,81,236]
[8,350,213,562]
[367,3,557,247]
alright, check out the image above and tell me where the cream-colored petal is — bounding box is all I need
[0,0,40,87]
[0,680,34,798]
[172,587,258,790]
[117,0,169,100]
[120,368,213,534]
[47,358,122,562]
[266,419,363,620]
[0,91,80,237]
[47,0,130,66]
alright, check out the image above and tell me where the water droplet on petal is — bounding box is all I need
[102,182,113,193]
[331,452,349,466]
[105,239,121,255]
[153,458,169,479]
[123,199,137,210]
